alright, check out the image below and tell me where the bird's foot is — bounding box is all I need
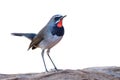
[49,68,63,72]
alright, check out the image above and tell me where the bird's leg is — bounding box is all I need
[41,49,48,72]
[47,49,58,70]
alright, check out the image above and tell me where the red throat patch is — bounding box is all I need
[57,19,63,28]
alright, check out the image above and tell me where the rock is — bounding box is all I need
[0,66,120,80]
[83,66,120,77]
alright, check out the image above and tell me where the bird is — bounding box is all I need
[11,14,66,72]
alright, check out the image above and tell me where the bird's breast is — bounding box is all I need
[38,34,63,49]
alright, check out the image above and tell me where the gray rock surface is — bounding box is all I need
[0,66,120,80]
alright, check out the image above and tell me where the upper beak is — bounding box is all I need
[61,15,67,19]
[63,15,67,18]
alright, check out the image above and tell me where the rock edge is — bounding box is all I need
[0,66,120,80]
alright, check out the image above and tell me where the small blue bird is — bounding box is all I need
[11,14,66,72]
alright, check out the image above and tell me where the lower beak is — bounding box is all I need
[63,15,67,18]
[61,15,67,19]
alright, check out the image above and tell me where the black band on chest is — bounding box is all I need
[51,26,64,36]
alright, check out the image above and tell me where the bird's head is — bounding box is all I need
[48,14,66,28]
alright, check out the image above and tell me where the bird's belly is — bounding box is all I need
[38,35,63,49]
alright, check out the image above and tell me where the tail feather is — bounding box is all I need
[11,33,36,40]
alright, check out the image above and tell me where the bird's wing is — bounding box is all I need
[28,35,44,50]
[28,29,45,50]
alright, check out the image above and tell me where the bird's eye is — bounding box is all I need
[54,17,61,21]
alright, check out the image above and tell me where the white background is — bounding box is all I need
[0,0,120,74]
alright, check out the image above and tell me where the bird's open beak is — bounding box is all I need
[60,15,67,20]
[62,15,67,19]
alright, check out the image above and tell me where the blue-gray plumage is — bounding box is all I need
[11,14,66,72]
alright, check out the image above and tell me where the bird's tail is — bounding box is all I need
[11,33,36,40]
